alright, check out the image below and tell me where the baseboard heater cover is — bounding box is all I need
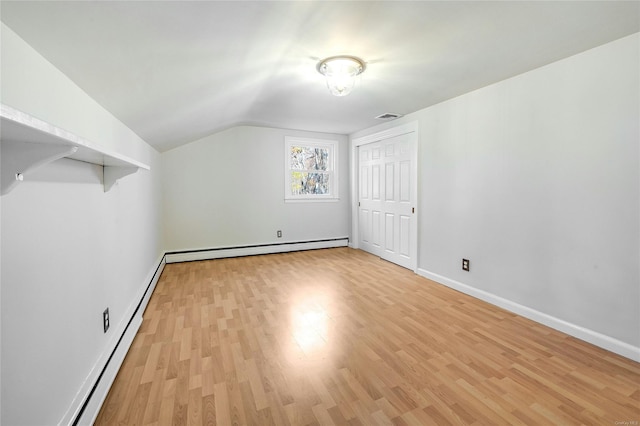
[165,237,350,263]
[70,256,166,425]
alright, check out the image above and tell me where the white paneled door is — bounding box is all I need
[358,130,416,269]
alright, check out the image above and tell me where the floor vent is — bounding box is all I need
[375,112,403,120]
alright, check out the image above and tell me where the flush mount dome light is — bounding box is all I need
[316,56,366,97]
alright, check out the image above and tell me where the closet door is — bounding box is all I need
[358,132,415,269]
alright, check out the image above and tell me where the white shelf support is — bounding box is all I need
[1,140,78,195]
[103,166,139,192]
[0,104,150,195]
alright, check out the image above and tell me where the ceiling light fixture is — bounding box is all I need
[316,56,366,97]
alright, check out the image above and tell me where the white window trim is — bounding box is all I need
[284,136,339,202]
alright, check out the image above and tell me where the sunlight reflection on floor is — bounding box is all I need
[290,290,332,356]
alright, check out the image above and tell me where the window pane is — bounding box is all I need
[290,172,330,195]
[290,146,329,171]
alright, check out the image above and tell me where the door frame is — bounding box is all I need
[350,121,419,272]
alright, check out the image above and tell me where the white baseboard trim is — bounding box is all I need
[417,268,640,362]
[165,238,349,263]
[63,254,167,426]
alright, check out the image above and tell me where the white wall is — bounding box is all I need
[0,142,2,423]
[162,126,350,252]
[352,33,640,357]
[1,23,163,425]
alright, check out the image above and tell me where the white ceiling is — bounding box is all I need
[1,1,638,152]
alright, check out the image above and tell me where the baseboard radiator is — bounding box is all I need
[165,237,350,263]
[69,256,167,426]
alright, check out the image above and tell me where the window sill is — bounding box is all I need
[284,198,340,203]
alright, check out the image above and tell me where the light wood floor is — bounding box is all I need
[95,248,640,425]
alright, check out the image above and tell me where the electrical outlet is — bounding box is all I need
[103,308,110,333]
[462,259,470,271]
[277,230,282,238]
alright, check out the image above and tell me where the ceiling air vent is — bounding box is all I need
[375,113,403,120]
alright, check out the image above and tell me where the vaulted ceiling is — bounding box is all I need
[1,1,638,152]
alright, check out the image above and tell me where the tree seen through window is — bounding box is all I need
[285,137,337,200]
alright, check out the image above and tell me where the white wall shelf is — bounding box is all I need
[1,104,150,195]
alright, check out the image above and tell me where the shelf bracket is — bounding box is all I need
[103,165,139,192]
[1,140,78,195]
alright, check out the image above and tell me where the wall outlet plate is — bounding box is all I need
[277,230,282,238]
[103,308,110,333]
[462,259,470,271]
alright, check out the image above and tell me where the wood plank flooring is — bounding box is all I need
[95,248,640,425]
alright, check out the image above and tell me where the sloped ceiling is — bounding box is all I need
[1,1,638,152]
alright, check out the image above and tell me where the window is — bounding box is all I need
[285,137,338,201]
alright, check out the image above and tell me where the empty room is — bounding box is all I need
[1,1,639,425]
